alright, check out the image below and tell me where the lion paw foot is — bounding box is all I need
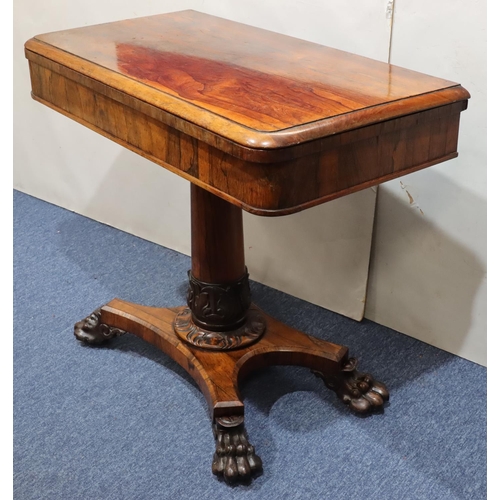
[74,308,126,345]
[212,416,262,484]
[314,357,389,414]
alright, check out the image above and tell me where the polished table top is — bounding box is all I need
[25,10,470,215]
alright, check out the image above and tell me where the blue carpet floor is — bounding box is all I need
[13,190,486,500]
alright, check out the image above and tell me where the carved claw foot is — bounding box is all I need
[313,357,389,413]
[212,416,262,484]
[74,308,126,345]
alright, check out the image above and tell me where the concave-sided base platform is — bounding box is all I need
[74,298,389,484]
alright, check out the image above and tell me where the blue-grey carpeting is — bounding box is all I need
[14,190,486,500]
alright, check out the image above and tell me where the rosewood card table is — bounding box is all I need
[25,10,469,484]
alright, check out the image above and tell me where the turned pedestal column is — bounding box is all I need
[174,185,265,349]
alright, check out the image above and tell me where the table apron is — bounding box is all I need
[27,59,465,216]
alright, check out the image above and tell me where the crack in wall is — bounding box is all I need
[387,0,395,63]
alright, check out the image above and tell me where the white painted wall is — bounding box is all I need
[14,1,486,365]
[14,1,392,322]
[365,0,487,365]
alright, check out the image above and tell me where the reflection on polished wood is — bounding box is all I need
[25,10,469,484]
[25,10,469,146]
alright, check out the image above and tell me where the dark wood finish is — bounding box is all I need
[74,308,126,344]
[24,10,469,216]
[312,358,389,413]
[174,306,265,350]
[190,184,245,283]
[212,415,262,483]
[185,270,251,331]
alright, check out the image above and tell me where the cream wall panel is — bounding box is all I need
[365,0,486,365]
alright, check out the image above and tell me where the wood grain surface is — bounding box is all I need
[25,10,469,149]
[190,184,245,283]
[100,299,349,419]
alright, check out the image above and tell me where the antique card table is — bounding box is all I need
[25,10,469,483]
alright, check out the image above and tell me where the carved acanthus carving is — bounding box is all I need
[174,306,265,350]
[187,270,251,331]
